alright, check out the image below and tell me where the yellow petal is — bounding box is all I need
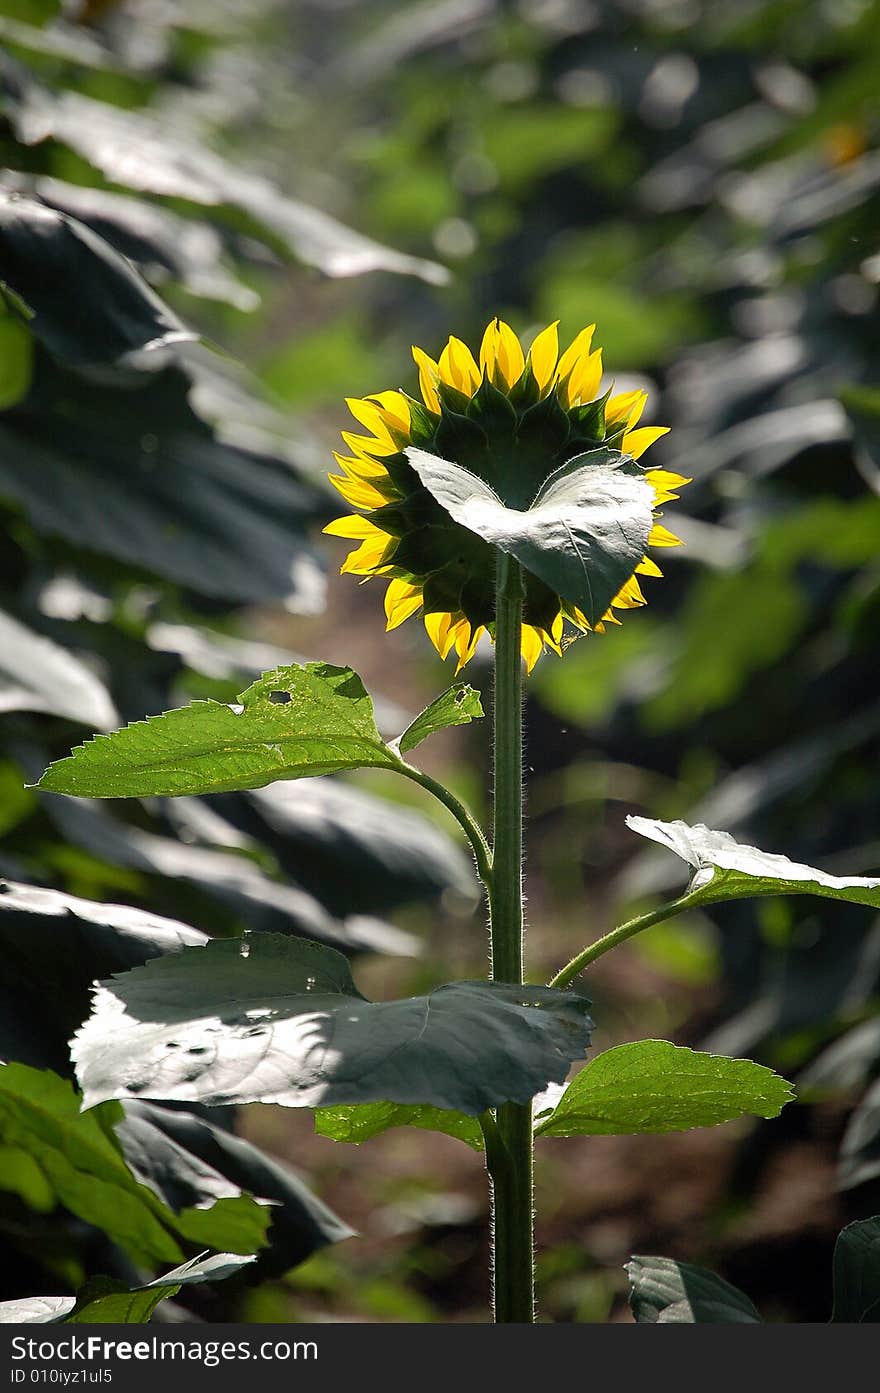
[520,624,544,673]
[606,388,647,428]
[527,321,559,392]
[648,522,683,547]
[454,621,484,672]
[345,397,397,446]
[636,555,663,577]
[622,425,670,459]
[328,474,391,509]
[323,514,384,539]
[611,574,646,609]
[332,450,390,482]
[412,345,441,413]
[645,468,690,505]
[491,319,525,388]
[384,578,423,630]
[567,348,603,407]
[425,610,457,660]
[366,390,411,435]
[438,337,480,396]
[340,531,396,575]
[556,324,596,385]
[340,429,399,458]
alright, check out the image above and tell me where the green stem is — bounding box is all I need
[547,891,698,991]
[398,762,493,890]
[487,551,534,1324]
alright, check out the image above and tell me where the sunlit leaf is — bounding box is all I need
[315,1101,484,1150]
[626,816,880,910]
[535,1040,793,1138]
[72,933,593,1115]
[397,683,484,754]
[407,446,654,627]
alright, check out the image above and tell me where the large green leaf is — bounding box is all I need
[627,1255,762,1323]
[71,933,593,1115]
[315,1101,484,1150]
[38,663,399,798]
[37,662,473,800]
[831,1217,880,1322]
[626,816,880,910]
[0,1063,269,1266]
[534,1040,793,1138]
[406,445,655,626]
[0,192,193,367]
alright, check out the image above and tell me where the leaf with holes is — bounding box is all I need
[72,933,593,1115]
[37,664,403,798]
[397,683,484,754]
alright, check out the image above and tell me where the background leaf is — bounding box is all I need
[831,1217,880,1322]
[627,1255,763,1323]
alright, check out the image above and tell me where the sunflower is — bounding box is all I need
[325,319,688,672]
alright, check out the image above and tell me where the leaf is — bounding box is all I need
[38,663,408,799]
[315,1101,485,1151]
[626,816,880,910]
[627,1255,762,1323]
[0,1296,75,1324]
[235,779,477,917]
[1,1254,257,1326]
[0,192,193,367]
[0,607,117,727]
[831,1217,880,1322]
[119,1101,354,1276]
[16,174,261,311]
[71,933,594,1115]
[41,796,417,958]
[839,1078,880,1193]
[0,307,32,408]
[534,1040,793,1138]
[62,1253,258,1324]
[397,683,484,755]
[0,350,324,608]
[406,446,655,626]
[1,76,448,285]
[0,1062,269,1266]
[0,877,207,1071]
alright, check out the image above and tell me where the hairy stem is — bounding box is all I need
[487,551,534,1324]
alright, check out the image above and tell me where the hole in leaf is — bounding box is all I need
[268,690,292,705]
[454,689,467,704]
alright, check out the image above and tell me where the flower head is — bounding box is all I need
[325,320,688,672]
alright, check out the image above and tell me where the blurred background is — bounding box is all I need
[1,0,880,1322]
